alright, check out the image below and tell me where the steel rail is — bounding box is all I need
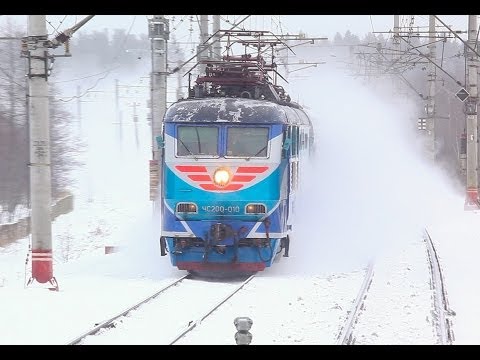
[336,261,375,345]
[424,228,455,345]
[66,274,190,345]
[169,274,256,344]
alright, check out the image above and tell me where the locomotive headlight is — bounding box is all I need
[213,168,231,187]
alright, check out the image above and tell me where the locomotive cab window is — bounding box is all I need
[226,127,269,157]
[177,125,219,157]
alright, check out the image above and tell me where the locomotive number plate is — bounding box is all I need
[201,205,240,213]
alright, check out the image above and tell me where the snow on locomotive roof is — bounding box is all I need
[164,97,310,125]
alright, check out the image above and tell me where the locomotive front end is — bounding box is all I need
[159,99,290,273]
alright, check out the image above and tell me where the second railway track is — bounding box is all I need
[424,228,455,344]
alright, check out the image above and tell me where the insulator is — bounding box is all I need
[64,40,70,54]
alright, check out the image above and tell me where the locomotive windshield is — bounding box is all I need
[177,126,219,157]
[175,125,269,158]
[227,127,269,157]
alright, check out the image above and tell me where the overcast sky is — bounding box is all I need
[0,15,470,41]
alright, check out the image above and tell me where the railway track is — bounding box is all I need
[66,274,190,345]
[168,274,255,344]
[423,228,455,345]
[67,273,254,345]
[68,266,373,345]
[335,261,375,345]
[338,231,455,345]
[68,242,446,346]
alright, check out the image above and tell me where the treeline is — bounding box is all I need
[0,22,81,222]
[67,29,150,72]
[62,28,185,82]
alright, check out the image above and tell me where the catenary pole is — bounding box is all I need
[198,15,209,75]
[426,15,437,161]
[212,15,221,60]
[176,58,183,100]
[27,15,57,288]
[24,15,94,289]
[148,16,169,207]
[465,15,479,209]
[76,85,81,132]
[393,15,400,95]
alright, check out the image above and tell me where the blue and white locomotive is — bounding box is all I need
[158,32,314,273]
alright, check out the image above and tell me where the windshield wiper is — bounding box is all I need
[245,144,268,160]
[178,139,198,160]
[195,128,202,154]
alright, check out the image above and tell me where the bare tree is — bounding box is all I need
[0,20,82,223]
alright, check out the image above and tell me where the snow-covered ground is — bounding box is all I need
[1,63,479,345]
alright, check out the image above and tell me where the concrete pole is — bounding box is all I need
[132,101,138,122]
[375,43,383,91]
[115,79,123,149]
[27,15,56,287]
[176,58,183,100]
[9,39,15,117]
[115,78,119,124]
[76,85,81,132]
[149,16,169,205]
[212,15,221,60]
[426,15,437,162]
[198,15,209,75]
[465,15,479,208]
[133,102,139,149]
[393,15,400,96]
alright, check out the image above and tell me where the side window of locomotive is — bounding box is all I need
[300,131,306,150]
[291,126,299,157]
[282,131,287,158]
[177,126,219,157]
[283,126,292,159]
[226,127,269,157]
